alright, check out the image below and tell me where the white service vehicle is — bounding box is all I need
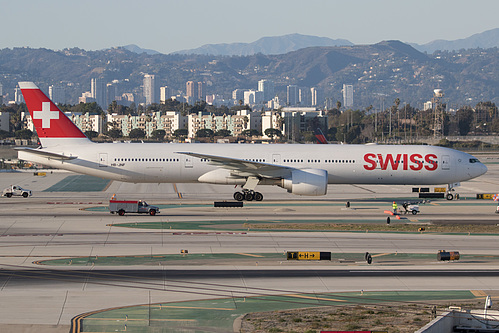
[402,202,420,215]
[3,185,32,198]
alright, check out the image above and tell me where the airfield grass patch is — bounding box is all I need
[244,222,499,234]
[77,290,477,333]
[43,175,110,192]
[109,219,499,235]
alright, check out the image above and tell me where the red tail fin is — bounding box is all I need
[19,82,87,139]
[314,128,328,144]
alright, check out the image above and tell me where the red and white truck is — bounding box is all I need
[109,200,160,216]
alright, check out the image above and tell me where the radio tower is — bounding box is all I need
[432,89,444,137]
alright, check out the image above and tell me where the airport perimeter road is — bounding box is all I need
[1,228,499,328]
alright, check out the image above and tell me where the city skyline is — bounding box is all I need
[1,0,498,54]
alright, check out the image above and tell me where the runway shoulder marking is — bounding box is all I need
[237,253,265,258]
[371,252,396,258]
[471,290,488,297]
[284,294,347,303]
[161,305,235,311]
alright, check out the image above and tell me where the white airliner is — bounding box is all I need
[18,81,487,201]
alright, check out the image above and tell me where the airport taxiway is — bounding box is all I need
[0,153,498,332]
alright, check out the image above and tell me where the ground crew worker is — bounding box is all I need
[392,201,398,214]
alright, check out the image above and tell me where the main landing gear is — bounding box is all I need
[233,189,263,202]
[234,176,263,201]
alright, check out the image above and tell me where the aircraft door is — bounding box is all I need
[442,155,450,170]
[272,154,281,165]
[184,155,193,168]
[99,153,108,167]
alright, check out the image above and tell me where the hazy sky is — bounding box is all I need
[2,0,498,54]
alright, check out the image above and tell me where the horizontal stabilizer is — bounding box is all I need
[15,147,77,160]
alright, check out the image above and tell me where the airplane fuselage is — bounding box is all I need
[19,142,486,187]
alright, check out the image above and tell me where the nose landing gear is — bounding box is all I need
[446,182,461,200]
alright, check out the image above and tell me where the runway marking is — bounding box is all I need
[471,290,488,297]
[84,317,197,322]
[371,253,395,258]
[159,305,235,311]
[173,183,182,199]
[284,294,347,303]
[237,253,265,257]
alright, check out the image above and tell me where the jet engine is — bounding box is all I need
[280,168,328,196]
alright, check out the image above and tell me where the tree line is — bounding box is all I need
[0,99,497,144]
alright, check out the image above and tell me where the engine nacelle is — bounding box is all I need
[280,168,328,196]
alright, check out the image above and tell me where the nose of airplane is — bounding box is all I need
[478,162,488,177]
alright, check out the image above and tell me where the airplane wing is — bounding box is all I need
[15,147,78,160]
[177,151,293,178]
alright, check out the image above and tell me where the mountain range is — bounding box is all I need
[172,33,354,56]
[0,39,497,108]
[121,28,499,56]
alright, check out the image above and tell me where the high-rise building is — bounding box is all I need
[310,87,319,107]
[197,82,205,101]
[311,88,324,107]
[106,80,120,106]
[287,85,298,106]
[91,78,106,108]
[342,84,354,108]
[185,81,204,103]
[299,88,311,106]
[160,86,171,104]
[49,85,66,105]
[232,89,245,103]
[258,79,274,102]
[186,81,197,104]
[143,74,157,106]
[15,87,24,104]
[244,90,263,105]
[79,91,95,104]
[0,83,3,105]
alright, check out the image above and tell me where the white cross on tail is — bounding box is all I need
[33,102,59,128]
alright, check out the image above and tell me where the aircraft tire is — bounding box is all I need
[254,192,263,201]
[244,191,254,201]
[234,192,244,201]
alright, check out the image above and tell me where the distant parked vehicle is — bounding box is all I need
[402,202,420,215]
[109,199,160,216]
[3,185,32,198]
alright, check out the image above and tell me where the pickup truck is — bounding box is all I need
[109,200,160,216]
[3,185,32,198]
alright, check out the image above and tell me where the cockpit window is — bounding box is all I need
[469,158,480,163]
